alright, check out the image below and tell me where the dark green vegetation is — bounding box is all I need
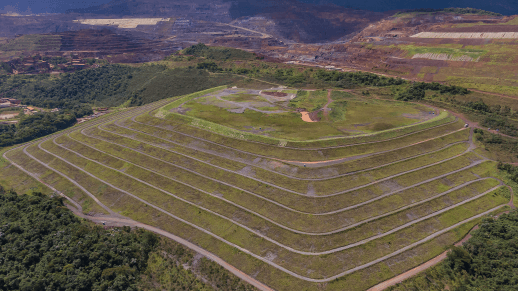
[0,189,157,291]
[140,239,256,291]
[474,129,518,163]
[0,108,91,147]
[0,188,256,291]
[0,61,243,147]
[181,43,257,61]
[395,82,469,101]
[497,162,518,184]
[0,62,12,74]
[0,65,238,108]
[388,209,518,291]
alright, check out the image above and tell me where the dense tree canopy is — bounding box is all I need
[182,43,257,61]
[0,106,91,147]
[0,189,158,291]
[388,210,518,291]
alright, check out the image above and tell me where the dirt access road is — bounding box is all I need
[323,89,333,121]
[68,207,275,291]
[367,186,515,291]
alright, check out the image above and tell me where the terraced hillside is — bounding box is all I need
[3,87,513,291]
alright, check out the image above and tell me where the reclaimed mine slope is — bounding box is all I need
[4,90,511,291]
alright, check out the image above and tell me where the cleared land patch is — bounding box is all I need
[2,88,511,291]
[73,18,170,28]
[411,32,518,38]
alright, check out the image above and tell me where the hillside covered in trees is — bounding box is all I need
[0,189,256,291]
[388,209,518,290]
[0,106,92,147]
[0,65,238,108]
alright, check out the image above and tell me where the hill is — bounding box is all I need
[2,69,515,290]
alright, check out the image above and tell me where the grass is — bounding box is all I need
[129,113,463,161]
[4,146,108,214]
[289,90,328,111]
[396,45,487,59]
[0,147,51,195]
[21,134,509,280]
[453,16,518,28]
[75,125,485,217]
[184,101,344,140]
[330,99,432,134]
[154,86,228,118]
[167,89,438,140]
[153,89,455,146]
[57,132,487,236]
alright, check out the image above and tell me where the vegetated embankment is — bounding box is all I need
[3,87,512,291]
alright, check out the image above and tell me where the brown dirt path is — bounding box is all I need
[323,89,332,122]
[66,206,276,291]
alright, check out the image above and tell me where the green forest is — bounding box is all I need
[0,64,238,109]
[0,106,91,147]
[388,209,518,290]
[0,61,242,148]
[0,188,256,291]
[181,43,257,61]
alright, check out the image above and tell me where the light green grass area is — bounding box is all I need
[331,99,432,133]
[152,91,454,147]
[397,45,487,59]
[120,116,463,162]
[4,146,108,214]
[185,101,343,140]
[453,17,518,27]
[443,77,518,96]
[289,90,328,111]
[26,132,509,280]
[0,148,50,194]
[154,86,228,117]
[156,88,445,142]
